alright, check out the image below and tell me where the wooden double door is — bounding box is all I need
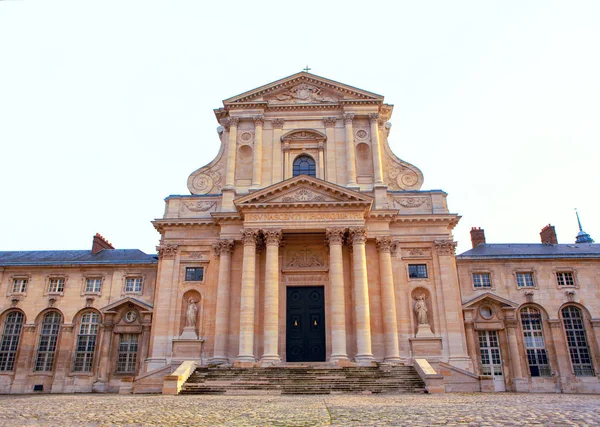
[285,286,326,362]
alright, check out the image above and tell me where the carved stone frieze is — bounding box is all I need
[187,251,208,260]
[266,83,339,105]
[287,246,325,268]
[183,201,218,212]
[402,247,431,257]
[157,244,178,259]
[279,188,331,203]
[349,227,367,245]
[434,240,457,256]
[393,197,428,208]
[263,229,283,246]
[326,228,346,246]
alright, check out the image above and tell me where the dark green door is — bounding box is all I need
[286,286,326,362]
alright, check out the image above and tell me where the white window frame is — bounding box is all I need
[122,274,144,295]
[520,306,551,377]
[0,311,25,372]
[472,271,492,289]
[34,311,62,372]
[515,271,536,289]
[72,312,100,373]
[116,334,139,374]
[84,277,103,295]
[555,270,577,288]
[46,276,67,295]
[7,274,31,297]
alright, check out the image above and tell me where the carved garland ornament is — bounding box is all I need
[157,244,178,259]
[183,201,217,212]
[393,197,428,208]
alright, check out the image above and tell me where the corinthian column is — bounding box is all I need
[225,116,240,188]
[343,113,358,188]
[349,227,374,363]
[236,229,258,364]
[261,229,282,365]
[211,239,235,364]
[251,115,264,190]
[369,113,384,185]
[326,228,348,363]
[376,237,401,362]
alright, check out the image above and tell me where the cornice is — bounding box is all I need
[391,214,461,229]
[152,218,217,232]
[238,201,372,210]
[367,210,400,220]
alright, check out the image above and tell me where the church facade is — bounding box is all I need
[0,73,598,394]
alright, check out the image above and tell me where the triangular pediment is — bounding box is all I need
[234,175,373,209]
[462,292,519,309]
[223,72,384,106]
[100,296,153,313]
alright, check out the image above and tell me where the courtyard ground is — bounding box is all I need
[0,393,598,426]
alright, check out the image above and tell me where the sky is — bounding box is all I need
[0,1,598,255]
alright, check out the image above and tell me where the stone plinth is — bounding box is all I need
[410,337,443,359]
[179,326,198,340]
[416,324,435,338]
[172,338,204,359]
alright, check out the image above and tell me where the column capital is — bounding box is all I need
[219,118,230,131]
[229,116,240,127]
[156,244,178,259]
[349,227,368,245]
[343,113,355,124]
[376,236,393,253]
[241,229,259,246]
[434,240,457,256]
[326,228,346,245]
[323,117,337,128]
[263,229,283,246]
[271,118,285,129]
[368,113,379,123]
[213,239,235,257]
[253,115,265,126]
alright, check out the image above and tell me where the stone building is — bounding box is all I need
[0,72,597,394]
[457,225,600,393]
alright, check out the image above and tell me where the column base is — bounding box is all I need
[383,356,403,364]
[259,356,281,367]
[355,353,376,366]
[234,355,256,368]
[208,356,230,366]
[330,355,354,367]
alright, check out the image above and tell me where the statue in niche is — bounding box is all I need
[186,299,198,328]
[414,294,428,325]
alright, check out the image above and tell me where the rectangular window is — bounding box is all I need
[521,307,551,377]
[473,273,491,288]
[85,278,102,293]
[185,267,204,282]
[516,272,535,288]
[48,278,64,293]
[73,312,99,372]
[0,312,24,371]
[11,279,28,293]
[556,272,575,287]
[116,334,138,373]
[408,264,427,279]
[125,277,143,293]
[34,312,61,372]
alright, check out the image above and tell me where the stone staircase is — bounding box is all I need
[180,364,426,395]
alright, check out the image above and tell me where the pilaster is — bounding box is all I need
[343,113,358,189]
[271,118,284,184]
[323,117,337,183]
[250,115,264,190]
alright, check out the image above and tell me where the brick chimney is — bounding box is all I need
[92,233,115,254]
[540,224,558,245]
[470,227,486,248]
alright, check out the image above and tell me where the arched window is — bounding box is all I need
[520,307,551,377]
[0,311,24,371]
[73,312,100,372]
[34,311,61,372]
[562,306,594,376]
[293,155,316,178]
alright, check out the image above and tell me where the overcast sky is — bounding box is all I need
[0,1,598,255]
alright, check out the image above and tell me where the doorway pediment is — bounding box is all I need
[234,176,373,210]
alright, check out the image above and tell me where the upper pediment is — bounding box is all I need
[462,293,519,309]
[234,175,373,209]
[223,72,384,107]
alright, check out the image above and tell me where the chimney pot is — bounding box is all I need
[470,227,486,248]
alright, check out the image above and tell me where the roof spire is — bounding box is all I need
[574,209,594,244]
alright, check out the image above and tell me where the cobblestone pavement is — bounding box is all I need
[0,393,598,426]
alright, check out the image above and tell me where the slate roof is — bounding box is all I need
[457,244,600,260]
[0,249,158,266]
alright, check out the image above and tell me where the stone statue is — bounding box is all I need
[414,294,428,325]
[186,299,197,327]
